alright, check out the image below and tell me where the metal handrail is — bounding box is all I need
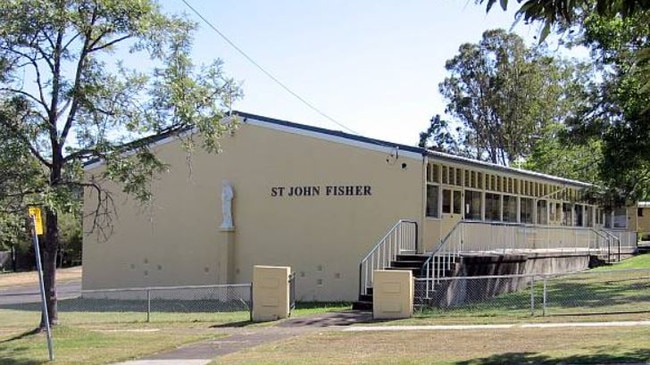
[358,219,418,298]
[599,229,622,262]
[589,228,611,259]
[420,220,464,298]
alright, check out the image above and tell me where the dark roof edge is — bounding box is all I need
[84,110,594,188]
[234,111,592,187]
[232,110,425,155]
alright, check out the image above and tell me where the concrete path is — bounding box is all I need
[111,311,372,365]
[114,327,314,365]
[343,320,650,331]
[111,312,650,365]
[0,279,81,305]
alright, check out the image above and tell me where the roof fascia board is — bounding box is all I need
[83,110,594,189]
[83,129,194,171]
[241,115,423,161]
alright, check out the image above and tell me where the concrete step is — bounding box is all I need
[390,260,426,268]
[395,254,429,262]
[352,300,372,311]
[638,246,650,254]
[386,266,421,275]
[359,293,373,302]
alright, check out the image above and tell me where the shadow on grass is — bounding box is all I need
[0,330,42,365]
[455,348,650,365]
[0,329,39,344]
[549,309,650,317]
[211,320,254,328]
[0,354,41,365]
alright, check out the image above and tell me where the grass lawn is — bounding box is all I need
[0,305,246,365]
[394,254,650,325]
[1,255,648,364]
[210,326,650,365]
[0,301,350,365]
[0,323,221,365]
[593,252,650,270]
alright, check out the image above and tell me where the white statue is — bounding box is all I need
[220,180,234,230]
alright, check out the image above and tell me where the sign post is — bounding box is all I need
[28,207,54,361]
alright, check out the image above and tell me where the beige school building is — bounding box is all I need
[82,112,637,302]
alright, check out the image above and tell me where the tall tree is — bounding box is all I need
[569,10,650,201]
[0,0,239,328]
[439,29,584,166]
[477,0,650,205]
[418,114,461,154]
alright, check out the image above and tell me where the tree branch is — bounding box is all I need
[80,179,116,242]
[32,40,55,73]
[63,147,106,163]
[88,34,132,53]
[59,20,95,148]
[60,32,81,55]
[0,88,49,111]
[0,46,52,115]
[0,115,52,169]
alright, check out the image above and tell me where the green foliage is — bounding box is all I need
[478,0,650,206]
[0,211,29,252]
[523,122,602,182]
[0,0,240,325]
[563,10,650,203]
[438,29,588,166]
[58,211,82,265]
[477,0,650,41]
[418,114,460,154]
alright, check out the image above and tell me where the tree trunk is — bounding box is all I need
[40,206,59,328]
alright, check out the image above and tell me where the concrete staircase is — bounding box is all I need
[352,253,429,310]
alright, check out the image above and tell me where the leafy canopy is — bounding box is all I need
[0,0,240,214]
[437,29,588,167]
[477,0,650,41]
[0,0,240,326]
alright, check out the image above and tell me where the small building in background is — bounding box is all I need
[632,202,650,241]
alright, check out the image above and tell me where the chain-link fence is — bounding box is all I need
[74,283,253,323]
[415,268,650,317]
[0,283,253,325]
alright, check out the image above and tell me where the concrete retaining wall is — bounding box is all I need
[425,251,594,307]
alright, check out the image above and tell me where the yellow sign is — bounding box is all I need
[28,207,44,235]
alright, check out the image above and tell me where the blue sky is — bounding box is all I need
[161,1,541,146]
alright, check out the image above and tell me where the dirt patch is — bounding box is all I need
[0,266,82,288]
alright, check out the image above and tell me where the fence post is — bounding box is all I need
[249,283,253,322]
[542,276,547,317]
[146,289,151,323]
[530,276,535,316]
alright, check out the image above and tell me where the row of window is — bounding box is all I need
[426,185,599,227]
[426,163,582,201]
